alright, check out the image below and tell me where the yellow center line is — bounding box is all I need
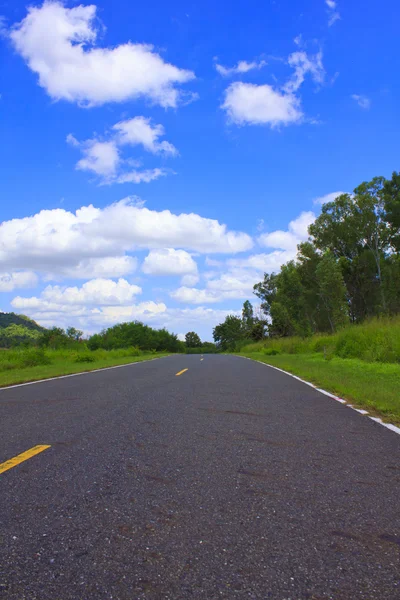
[176,368,189,376]
[0,445,51,475]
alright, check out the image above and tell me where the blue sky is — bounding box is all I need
[0,0,399,341]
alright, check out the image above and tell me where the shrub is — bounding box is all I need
[262,348,280,356]
[74,354,96,363]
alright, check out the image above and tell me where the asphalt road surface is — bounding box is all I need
[1,355,399,600]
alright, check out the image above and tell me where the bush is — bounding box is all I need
[262,348,280,356]
[74,354,96,363]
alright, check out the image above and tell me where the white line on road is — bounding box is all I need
[0,356,168,392]
[239,356,400,438]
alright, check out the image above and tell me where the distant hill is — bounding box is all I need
[0,312,46,347]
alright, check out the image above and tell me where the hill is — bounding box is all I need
[0,312,46,347]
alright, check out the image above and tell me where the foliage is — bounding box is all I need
[213,315,245,351]
[185,331,202,348]
[185,342,218,354]
[0,313,45,348]
[250,172,400,337]
[240,316,400,364]
[87,320,183,353]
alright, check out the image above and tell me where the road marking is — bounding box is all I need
[0,356,167,392]
[239,356,400,437]
[200,358,204,361]
[0,445,51,475]
[176,368,188,376]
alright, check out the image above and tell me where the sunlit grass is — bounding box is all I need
[0,347,169,387]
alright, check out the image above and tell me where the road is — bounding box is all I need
[0,354,399,600]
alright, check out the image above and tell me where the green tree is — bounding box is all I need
[241,300,254,335]
[309,179,390,319]
[383,171,400,252]
[213,315,244,351]
[66,327,83,341]
[185,331,202,348]
[315,252,349,332]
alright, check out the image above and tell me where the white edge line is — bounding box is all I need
[239,355,400,438]
[0,356,168,391]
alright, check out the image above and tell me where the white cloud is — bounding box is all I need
[171,287,222,304]
[221,44,325,127]
[0,199,252,279]
[215,59,267,77]
[171,269,262,304]
[12,278,142,309]
[222,82,302,127]
[68,116,176,185]
[113,117,178,156]
[115,168,169,185]
[313,191,347,205]
[75,141,120,179]
[10,1,195,108]
[180,274,200,286]
[283,51,324,94]
[142,248,198,276]
[258,211,315,250]
[227,251,296,273]
[351,94,371,110]
[180,210,318,306]
[57,256,138,279]
[325,0,340,26]
[0,271,38,292]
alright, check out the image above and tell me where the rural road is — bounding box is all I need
[0,355,399,600]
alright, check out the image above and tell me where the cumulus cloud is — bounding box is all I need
[313,191,347,205]
[180,274,200,286]
[221,47,324,127]
[12,278,142,310]
[113,117,178,156]
[55,256,138,280]
[0,198,252,281]
[351,94,371,110]
[258,211,314,251]
[171,210,318,305]
[325,0,340,26]
[215,59,267,77]
[222,82,302,127]
[75,140,120,179]
[142,248,198,276]
[0,271,38,292]
[171,269,263,304]
[68,116,176,184]
[10,1,195,107]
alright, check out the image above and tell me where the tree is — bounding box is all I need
[185,331,202,348]
[383,171,400,252]
[242,300,254,335]
[66,327,83,341]
[315,252,348,332]
[309,178,391,319]
[213,315,244,351]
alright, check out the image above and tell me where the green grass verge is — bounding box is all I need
[239,352,400,424]
[0,353,170,387]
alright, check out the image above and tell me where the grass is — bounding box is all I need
[238,316,400,424]
[0,347,170,387]
[240,316,400,363]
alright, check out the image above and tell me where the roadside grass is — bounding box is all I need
[240,316,400,364]
[0,347,170,387]
[240,352,400,424]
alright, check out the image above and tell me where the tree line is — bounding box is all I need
[213,171,400,349]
